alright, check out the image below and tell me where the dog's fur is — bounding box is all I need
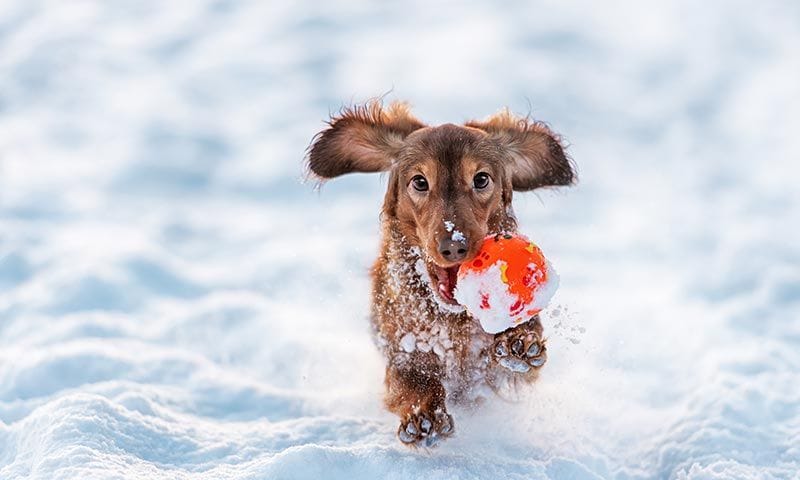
[307,101,575,446]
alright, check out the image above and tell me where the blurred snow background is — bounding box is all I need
[1,0,798,478]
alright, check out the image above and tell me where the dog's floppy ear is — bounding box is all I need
[466,109,575,191]
[307,101,425,180]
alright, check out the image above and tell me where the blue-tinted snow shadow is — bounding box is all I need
[111,122,232,196]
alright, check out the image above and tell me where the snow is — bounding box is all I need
[399,333,416,354]
[443,220,464,242]
[1,0,799,479]
[456,262,514,333]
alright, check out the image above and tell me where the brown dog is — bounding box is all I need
[307,101,575,447]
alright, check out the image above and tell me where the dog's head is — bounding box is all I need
[307,101,575,305]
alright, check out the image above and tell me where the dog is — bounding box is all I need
[307,101,575,447]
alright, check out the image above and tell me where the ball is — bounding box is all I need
[454,233,559,334]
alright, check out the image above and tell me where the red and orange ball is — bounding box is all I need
[455,233,558,333]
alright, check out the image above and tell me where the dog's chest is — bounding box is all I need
[376,247,496,387]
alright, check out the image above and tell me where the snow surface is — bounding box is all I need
[1,1,799,479]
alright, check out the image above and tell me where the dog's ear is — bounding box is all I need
[307,101,425,180]
[466,110,575,191]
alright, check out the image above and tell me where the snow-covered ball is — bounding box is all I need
[454,234,559,334]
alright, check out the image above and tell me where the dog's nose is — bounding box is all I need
[439,238,468,262]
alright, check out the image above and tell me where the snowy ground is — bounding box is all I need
[1,1,799,478]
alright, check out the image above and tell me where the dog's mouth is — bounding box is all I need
[429,263,461,305]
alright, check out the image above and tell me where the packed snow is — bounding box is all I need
[1,0,798,479]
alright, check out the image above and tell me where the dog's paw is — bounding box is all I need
[492,323,547,373]
[397,407,453,447]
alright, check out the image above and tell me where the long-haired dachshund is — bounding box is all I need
[307,101,575,447]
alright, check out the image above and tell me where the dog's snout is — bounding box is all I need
[439,238,468,262]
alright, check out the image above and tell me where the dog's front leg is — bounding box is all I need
[384,353,454,447]
[490,314,548,374]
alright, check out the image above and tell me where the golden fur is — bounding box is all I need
[307,100,574,446]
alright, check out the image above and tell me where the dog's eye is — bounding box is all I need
[410,175,429,192]
[473,172,491,190]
